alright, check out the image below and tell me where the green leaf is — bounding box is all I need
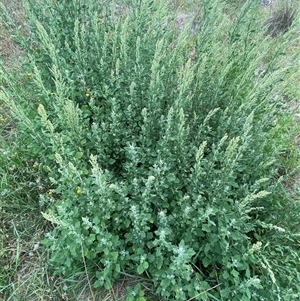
[104,278,112,289]
[245,288,251,299]
[167,173,176,182]
[103,266,110,276]
[115,263,120,273]
[242,294,250,301]
[161,278,171,288]
[137,264,145,274]
[93,279,102,289]
[231,269,239,278]
[111,251,118,261]
[87,233,96,244]
[202,257,210,268]
[109,158,116,164]
[148,254,155,262]
[223,270,230,279]
[75,151,83,158]
[202,224,210,232]
[157,257,163,270]
[200,294,208,301]
[65,257,71,268]
[142,261,149,269]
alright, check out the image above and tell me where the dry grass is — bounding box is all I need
[0,0,28,68]
[264,0,298,37]
[0,31,23,66]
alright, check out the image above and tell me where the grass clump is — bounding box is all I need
[1,0,300,300]
[265,0,299,37]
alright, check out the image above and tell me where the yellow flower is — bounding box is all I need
[32,163,38,168]
[85,92,90,97]
[76,187,81,194]
[27,72,32,77]
[48,190,53,195]
[50,92,55,96]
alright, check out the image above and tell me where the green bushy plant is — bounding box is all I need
[1,0,300,300]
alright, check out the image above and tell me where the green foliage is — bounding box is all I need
[1,0,300,300]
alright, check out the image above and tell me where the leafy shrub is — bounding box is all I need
[1,0,300,300]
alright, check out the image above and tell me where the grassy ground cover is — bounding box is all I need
[1,0,300,300]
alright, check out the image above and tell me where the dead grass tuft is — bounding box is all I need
[0,0,28,68]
